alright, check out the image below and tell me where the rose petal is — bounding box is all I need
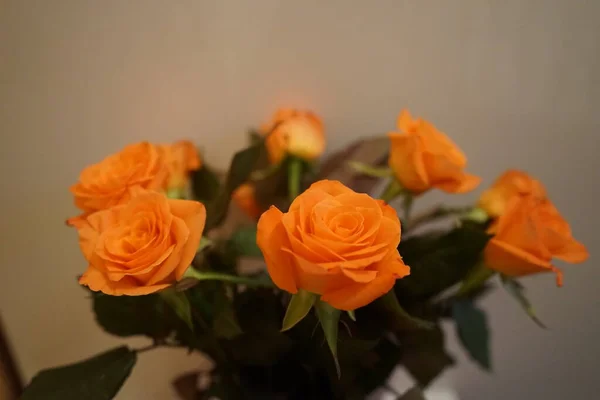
[80,265,171,296]
[341,268,378,283]
[307,180,353,197]
[396,109,414,132]
[374,251,410,278]
[282,249,343,294]
[494,197,552,261]
[168,199,206,279]
[546,232,589,264]
[422,153,480,194]
[257,207,298,293]
[387,133,429,193]
[145,219,187,285]
[484,238,553,277]
[435,172,481,194]
[321,271,396,311]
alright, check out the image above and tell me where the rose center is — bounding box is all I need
[328,212,362,236]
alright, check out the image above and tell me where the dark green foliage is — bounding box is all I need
[205,140,265,230]
[397,226,492,302]
[452,300,491,370]
[228,225,262,257]
[21,347,136,400]
[398,324,455,387]
[190,164,221,204]
[91,292,173,339]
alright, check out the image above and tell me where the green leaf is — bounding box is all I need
[205,141,264,230]
[190,165,221,204]
[226,331,293,366]
[229,288,292,366]
[457,262,496,297]
[501,276,547,329]
[250,162,281,181]
[318,137,389,195]
[22,346,136,400]
[91,292,172,339]
[160,289,194,332]
[228,225,262,257]
[248,129,262,145]
[398,387,426,400]
[315,300,342,377]
[253,156,291,212]
[397,226,493,301]
[377,291,434,330]
[452,300,491,370]
[213,302,243,339]
[347,161,392,178]
[461,207,489,223]
[347,310,356,321]
[197,237,213,253]
[349,336,401,396]
[281,289,318,331]
[399,324,454,387]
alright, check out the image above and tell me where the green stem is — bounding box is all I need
[379,179,404,202]
[402,194,414,224]
[455,261,495,298]
[184,268,275,288]
[288,157,303,202]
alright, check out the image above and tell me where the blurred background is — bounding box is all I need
[1,0,598,398]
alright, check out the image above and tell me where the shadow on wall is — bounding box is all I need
[0,316,22,400]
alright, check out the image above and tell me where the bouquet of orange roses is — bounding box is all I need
[22,109,588,400]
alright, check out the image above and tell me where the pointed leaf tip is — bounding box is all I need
[379,291,434,330]
[281,290,318,332]
[21,346,137,400]
[501,275,547,329]
[452,300,491,371]
[315,300,342,378]
[347,310,356,321]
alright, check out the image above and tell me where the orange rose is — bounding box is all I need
[160,140,202,192]
[256,180,410,310]
[261,108,325,164]
[387,110,480,194]
[232,183,261,219]
[484,195,588,286]
[68,142,166,225]
[76,190,206,295]
[478,170,546,218]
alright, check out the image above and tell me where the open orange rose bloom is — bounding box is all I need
[68,142,167,223]
[76,190,206,295]
[257,180,410,310]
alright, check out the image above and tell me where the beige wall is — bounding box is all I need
[1,1,599,399]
